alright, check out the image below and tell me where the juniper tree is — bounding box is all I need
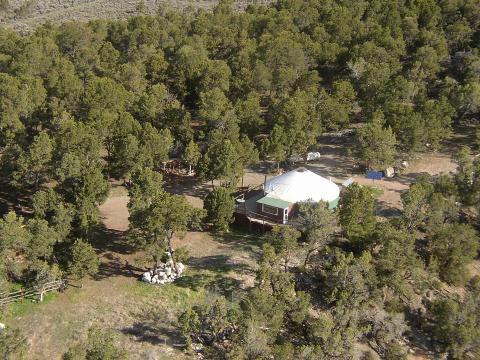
[203,187,234,232]
[68,239,100,285]
[182,139,201,175]
[428,223,479,286]
[265,226,301,272]
[338,183,376,247]
[12,131,53,191]
[298,201,336,268]
[64,326,127,360]
[354,111,397,170]
[128,168,192,271]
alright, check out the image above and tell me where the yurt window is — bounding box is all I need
[262,204,278,215]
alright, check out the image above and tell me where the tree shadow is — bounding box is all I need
[443,122,477,153]
[162,173,211,200]
[212,227,263,256]
[174,272,243,295]
[404,307,437,358]
[187,254,253,275]
[376,200,403,218]
[0,180,36,217]
[121,310,184,346]
[172,253,250,294]
[89,225,137,255]
[87,224,143,280]
[94,253,145,280]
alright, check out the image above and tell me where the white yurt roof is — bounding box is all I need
[264,168,340,204]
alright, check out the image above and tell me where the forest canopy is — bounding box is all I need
[0,0,479,358]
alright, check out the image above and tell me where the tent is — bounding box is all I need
[263,168,340,207]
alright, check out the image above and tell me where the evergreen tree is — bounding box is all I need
[265,226,301,272]
[128,168,192,270]
[64,326,127,360]
[428,223,479,286]
[203,187,234,232]
[68,239,100,285]
[338,183,376,247]
[182,139,201,175]
[354,111,397,170]
[12,131,53,191]
[297,201,336,267]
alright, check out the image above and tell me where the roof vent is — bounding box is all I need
[296,167,307,172]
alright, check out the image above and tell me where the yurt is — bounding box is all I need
[256,168,340,223]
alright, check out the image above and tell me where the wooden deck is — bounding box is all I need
[234,189,302,228]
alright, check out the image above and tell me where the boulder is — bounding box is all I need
[142,271,152,283]
[176,263,185,275]
[384,167,395,178]
[142,263,186,285]
[306,151,321,161]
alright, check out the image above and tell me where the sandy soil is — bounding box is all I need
[99,194,130,231]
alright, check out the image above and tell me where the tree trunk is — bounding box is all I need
[166,230,178,274]
[153,253,159,270]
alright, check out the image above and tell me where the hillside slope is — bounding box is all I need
[0,0,262,32]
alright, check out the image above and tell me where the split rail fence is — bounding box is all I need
[0,279,67,305]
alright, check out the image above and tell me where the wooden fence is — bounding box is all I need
[0,279,67,305]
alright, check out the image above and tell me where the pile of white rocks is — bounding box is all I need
[142,261,185,285]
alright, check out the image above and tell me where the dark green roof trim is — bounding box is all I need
[257,196,291,209]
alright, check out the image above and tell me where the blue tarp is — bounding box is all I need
[366,170,383,180]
